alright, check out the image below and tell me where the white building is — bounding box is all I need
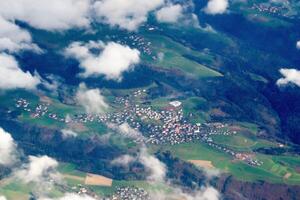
[169,101,182,108]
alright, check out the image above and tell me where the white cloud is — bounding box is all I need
[111,154,136,166]
[150,186,220,200]
[0,53,41,90]
[11,155,63,197]
[197,187,220,200]
[296,41,300,49]
[135,145,220,200]
[0,127,18,166]
[277,68,300,87]
[139,147,166,183]
[39,193,96,200]
[0,0,91,31]
[203,168,221,178]
[0,16,41,53]
[116,140,220,200]
[15,155,59,183]
[0,0,197,33]
[155,4,184,23]
[61,129,78,138]
[93,0,165,31]
[76,83,108,114]
[0,15,42,92]
[108,123,145,141]
[65,41,140,81]
[93,0,197,30]
[178,186,220,200]
[118,123,144,140]
[204,0,229,15]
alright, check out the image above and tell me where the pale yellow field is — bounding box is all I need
[284,173,292,179]
[84,173,113,186]
[68,122,87,132]
[63,174,85,182]
[188,160,215,169]
[39,95,53,104]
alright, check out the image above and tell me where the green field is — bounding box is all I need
[142,34,223,78]
[150,97,170,110]
[152,141,300,185]
[232,1,293,28]
[58,163,169,197]
[0,89,112,136]
[212,133,277,152]
[182,97,210,123]
[0,90,39,109]
[150,96,210,124]
[212,134,257,150]
[0,178,64,200]
[0,181,31,200]
[89,178,174,197]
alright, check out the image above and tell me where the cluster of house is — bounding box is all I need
[135,107,263,167]
[77,187,93,196]
[15,98,30,111]
[15,90,263,167]
[71,183,149,200]
[146,109,201,145]
[16,99,66,122]
[68,184,99,199]
[114,98,210,146]
[200,140,263,167]
[127,35,153,56]
[135,104,163,121]
[235,153,263,167]
[33,104,49,118]
[110,25,165,61]
[203,135,263,167]
[251,3,287,16]
[143,109,235,146]
[207,122,237,135]
[106,186,150,200]
[14,95,230,147]
[133,89,147,97]
[110,33,153,58]
[16,94,236,148]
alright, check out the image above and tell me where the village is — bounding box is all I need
[109,32,155,59]
[70,184,150,200]
[108,186,150,200]
[251,2,290,17]
[14,89,263,167]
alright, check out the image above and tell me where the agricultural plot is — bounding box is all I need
[85,174,113,187]
[142,34,222,78]
[188,160,215,169]
[182,97,210,123]
[0,90,39,109]
[0,178,63,200]
[212,134,257,151]
[57,163,171,197]
[157,142,300,185]
[0,181,31,200]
